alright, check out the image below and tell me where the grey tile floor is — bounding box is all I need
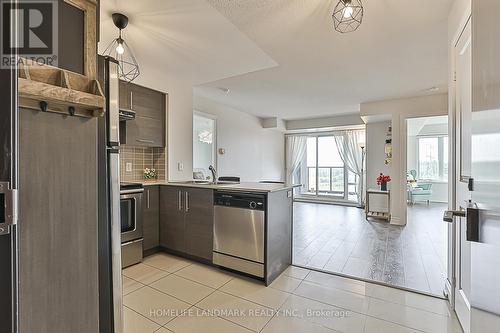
[292,202,447,296]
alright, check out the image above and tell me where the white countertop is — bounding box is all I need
[142,181,298,193]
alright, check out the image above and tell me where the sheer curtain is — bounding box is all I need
[285,135,307,186]
[334,130,365,205]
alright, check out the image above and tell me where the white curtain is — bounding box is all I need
[334,130,365,205]
[285,136,307,186]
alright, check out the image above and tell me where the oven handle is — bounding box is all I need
[120,188,144,195]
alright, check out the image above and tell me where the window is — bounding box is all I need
[418,136,448,181]
[193,113,216,180]
[302,131,365,202]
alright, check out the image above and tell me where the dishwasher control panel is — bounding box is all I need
[214,192,266,211]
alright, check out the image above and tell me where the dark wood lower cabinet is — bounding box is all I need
[159,186,213,261]
[143,186,159,254]
[184,188,214,261]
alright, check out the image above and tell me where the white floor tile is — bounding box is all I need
[165,307,254,333]
[220,277,291,309]
[280,294,367,333]
[150,274,215,305]
[143,253,192,273]
[123,263,169,285]
[368,297,456,333]
[305,270,368,295]
[175,263,233,289]
[196,291,274,332]
[123,276,145,295]
[269,274,302,293]
[294,281,370,314]
[124,286,191,326]
[261,315,336,333]
[363,317,421,333]
[123,306,160,333]
[283,266,311,280]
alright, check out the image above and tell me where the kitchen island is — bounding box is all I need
[141,181,296,285]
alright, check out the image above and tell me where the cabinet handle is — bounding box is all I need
[147,189,150,209]
[130,91,133,110]
[178,190,182,211]
[136,139,155,144]
[185,192,189,212]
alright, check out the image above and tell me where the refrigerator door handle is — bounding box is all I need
[109,151,123,333]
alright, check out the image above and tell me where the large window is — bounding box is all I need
[303,134,362,202]
[418,136,448,181]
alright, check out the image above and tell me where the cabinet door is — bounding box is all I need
[119,80,130,110]
[159,186,185,253]
[126,116,164,147]
[142,186,159,252]
[130,84,165,120]
[184,188,214,260]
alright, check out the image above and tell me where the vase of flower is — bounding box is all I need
[143,168,158,181]
[376,173,391,191]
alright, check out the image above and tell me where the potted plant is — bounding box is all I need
[377,173,391,191]
[143,168,158,181]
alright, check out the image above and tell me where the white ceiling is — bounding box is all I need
[99,0,454,121]
[196,0,454,120]
[98,0,277,86]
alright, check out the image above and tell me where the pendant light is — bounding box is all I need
[332,0,364,33]
[103,13,140,82]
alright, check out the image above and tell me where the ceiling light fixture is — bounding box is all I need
[103,13,140,82]
[332,0,364,33]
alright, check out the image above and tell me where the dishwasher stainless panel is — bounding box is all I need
[213,206,265,263]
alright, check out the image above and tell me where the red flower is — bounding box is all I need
[376,173,391,185]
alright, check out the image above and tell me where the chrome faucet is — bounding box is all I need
[209,165,218,184]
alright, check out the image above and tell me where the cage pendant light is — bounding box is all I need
[103,13,140,82]
[332,0,364,33]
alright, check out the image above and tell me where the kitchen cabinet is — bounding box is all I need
[119,80,166,147]
[142,186,160,255]
[159,186,214,261]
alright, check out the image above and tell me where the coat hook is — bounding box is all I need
[68,106,75,116]
[40,101,48,112]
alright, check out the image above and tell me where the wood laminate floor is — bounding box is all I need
[292,202,447,296]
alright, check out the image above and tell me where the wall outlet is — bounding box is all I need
[125,162,133,172]
[178,162,184,171]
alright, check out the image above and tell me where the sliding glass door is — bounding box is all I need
[302,135,357,202]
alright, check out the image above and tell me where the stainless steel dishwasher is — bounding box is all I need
[213,191,266,278]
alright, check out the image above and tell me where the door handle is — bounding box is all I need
[185,191,189,212]
[136,139,155,144]
[147,189,150,209]
[443,210,466,223]
[178,190,183,211]
[130,91,133,110]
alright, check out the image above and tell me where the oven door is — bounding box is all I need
[120,192,143,243]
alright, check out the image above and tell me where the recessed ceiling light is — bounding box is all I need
[425,87,440,92]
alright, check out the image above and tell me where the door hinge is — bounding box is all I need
[453,71,457,82]
[0,182,18,235]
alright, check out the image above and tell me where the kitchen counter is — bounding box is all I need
[142,181,298,193]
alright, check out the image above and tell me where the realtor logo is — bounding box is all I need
[1,0,58,68]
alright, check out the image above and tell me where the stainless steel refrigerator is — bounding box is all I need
[0,52,123,333]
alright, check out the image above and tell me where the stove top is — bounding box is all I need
[120,182,144,190]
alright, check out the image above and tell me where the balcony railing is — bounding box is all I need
[306,166,345,196]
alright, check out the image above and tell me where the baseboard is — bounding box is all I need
[390,216,406,226]
[143,246,161,258]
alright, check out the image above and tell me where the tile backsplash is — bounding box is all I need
[120,146,166,182]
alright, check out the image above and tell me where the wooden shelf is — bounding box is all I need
[18,58,105,118]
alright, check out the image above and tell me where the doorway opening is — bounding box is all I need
[405,115,449,295]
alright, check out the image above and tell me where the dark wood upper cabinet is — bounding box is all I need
[119,80,166,147]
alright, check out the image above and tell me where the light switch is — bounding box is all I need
[178,162,184,171]
[125,162,133,172]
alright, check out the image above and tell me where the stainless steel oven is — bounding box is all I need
[120,183,144,267]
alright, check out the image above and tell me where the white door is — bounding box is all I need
[453,17,472,333]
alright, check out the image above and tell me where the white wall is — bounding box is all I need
[361,93,448,225]
[194,95,285,182]
[366,121,391,191]
[286,114,364,131]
